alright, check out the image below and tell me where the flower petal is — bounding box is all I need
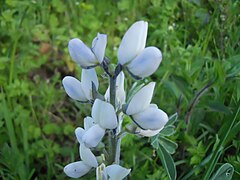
[80,143,98,167]
[127,46,162,78]
[92,99,118,129]
[118,21,148,65]
[92,33,107,64]
[84,117,95,130]
[132,106,168,130]
[68,38,97,68]
[135,127,161,137]
[116,71,126,107]
[75,127,85,143]
[106,164,131,180]
[64,161,91,178]
[81,68,99,100]
[82,124,105,148]
[62,76,88,102]
[104,72,126,109]
[126,82,155,115]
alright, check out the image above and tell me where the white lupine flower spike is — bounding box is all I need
[63,21,170,180]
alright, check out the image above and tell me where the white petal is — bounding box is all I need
[64,161,91,178]
[92,99,118,129]
[116,72,126,107]
[75,127,85,143]
[127,46,162,78]
[62,76,88,102]
[106,164,131,180]
[136,127,161,137]
[104,87,110,102]
[80,144,98,167]
[118,21,148,65]
[68,38,97,67]
[126,82,155,115]
[84,117,95,130]
[82,124,105,148]
[104,72,126,108]
[92,33,107,64]
[132,106,168,130]
[81,68,99,100]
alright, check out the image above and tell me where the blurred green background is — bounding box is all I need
[0,0,240,179]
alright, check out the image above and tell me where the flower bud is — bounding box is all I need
[82,124,105,148]
[132,106,168,130]
[80,144,98,168]
[126,82,155,115]
[92,33,107,64]
[118,21,148,65]
[127,47,162,78]
[62,76,88,102]
[105,71,126,108]
[81,68,99,100]
[106,164,131,180]
[64,161,91,178]
[92,99,118,129]
[68,38,97,68]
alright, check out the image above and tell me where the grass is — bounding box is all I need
[0,0,239,179]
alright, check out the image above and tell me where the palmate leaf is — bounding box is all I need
[210,163,234,180]
[157,144,177,180]
[159,136,178,154]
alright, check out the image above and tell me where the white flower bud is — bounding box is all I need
[126,82,155,115]
[81,68,99,100]
[62,76,88,102]
[106,164,131,180]
[75,127,85,143]
[92,99,118,129]
[82,124,105,148]
[64,161,91,178]
[84,116,95,130]
[92,33,107,64]
[118,21,148,65]
[127,47,162,78]
[105,71,126,108]
[80,143,98,168]
[68,38,97,68]
[132,106,168,130]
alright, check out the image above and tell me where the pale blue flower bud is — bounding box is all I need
[127,47,162,78]
[118,21,148,65]
[64,161,91,178]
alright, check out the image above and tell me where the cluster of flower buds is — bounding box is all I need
[62,21,168,179]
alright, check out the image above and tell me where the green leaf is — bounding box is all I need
[160,125,176,137]
[208,101,231,114]
[210,163,234,180]
[165,113,178,126]
[159,136,178,154]
[157,144,177,180]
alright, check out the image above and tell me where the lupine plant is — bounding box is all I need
[62,21,169,179]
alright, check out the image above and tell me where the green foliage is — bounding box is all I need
[0,0,240,179]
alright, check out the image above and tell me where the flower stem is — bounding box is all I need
[109,76,116,109]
